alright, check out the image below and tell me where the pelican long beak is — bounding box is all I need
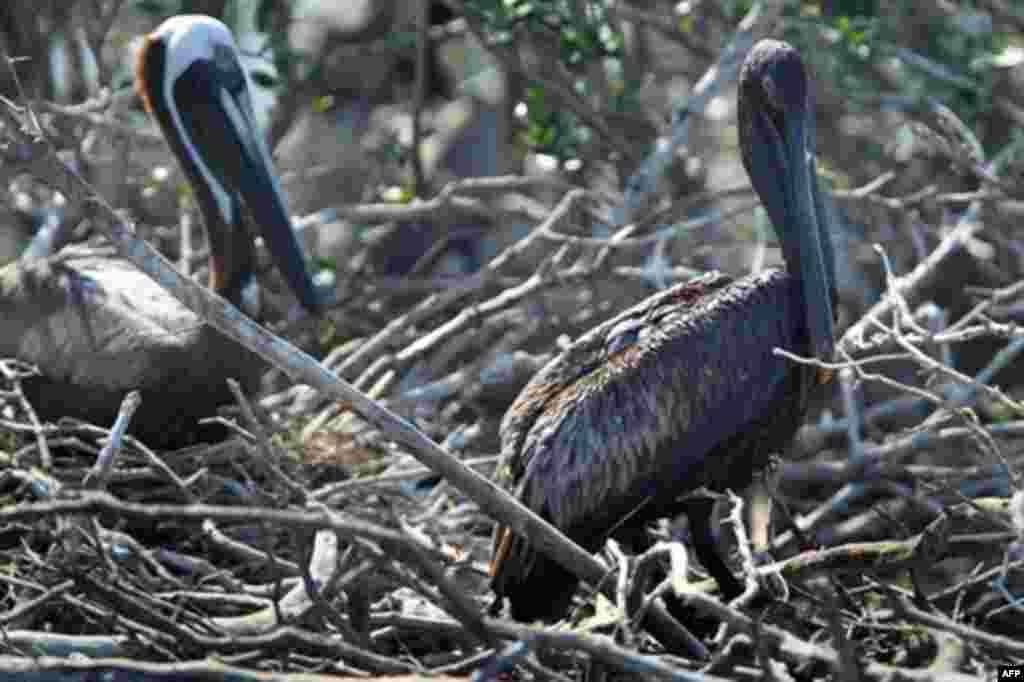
[782,112,835,361]
[137,16,321,312]
[743,100,835,361]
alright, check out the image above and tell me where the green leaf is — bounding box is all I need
[132,0,173,15]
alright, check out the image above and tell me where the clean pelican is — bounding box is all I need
[0,15,322,445]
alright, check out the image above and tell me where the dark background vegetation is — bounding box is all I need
[0,0,1022,679]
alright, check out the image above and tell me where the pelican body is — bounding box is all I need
[490,40,837,622]
[0,16,320,445]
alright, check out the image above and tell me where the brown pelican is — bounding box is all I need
[490,40,837,622]
[0,15,322,445]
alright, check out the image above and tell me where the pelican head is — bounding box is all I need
[136,15,321,312]
[738,39,836,362]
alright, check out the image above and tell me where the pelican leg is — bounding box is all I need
[683,496,745,601]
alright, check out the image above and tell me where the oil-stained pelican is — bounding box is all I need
[490,39,837,622]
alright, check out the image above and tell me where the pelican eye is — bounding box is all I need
[760,73,787,137]
[213,44,244,93]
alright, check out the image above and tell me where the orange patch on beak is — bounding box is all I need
[208,254,226,294]
[490,526,513,578]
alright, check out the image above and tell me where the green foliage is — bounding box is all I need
[131,0,179,16]
[462,0,624,61]
[776,0,1009,154]
[251,1,323,90]
[462,0,629,161]
[134,0,1011,162]
[520,85,593,160]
